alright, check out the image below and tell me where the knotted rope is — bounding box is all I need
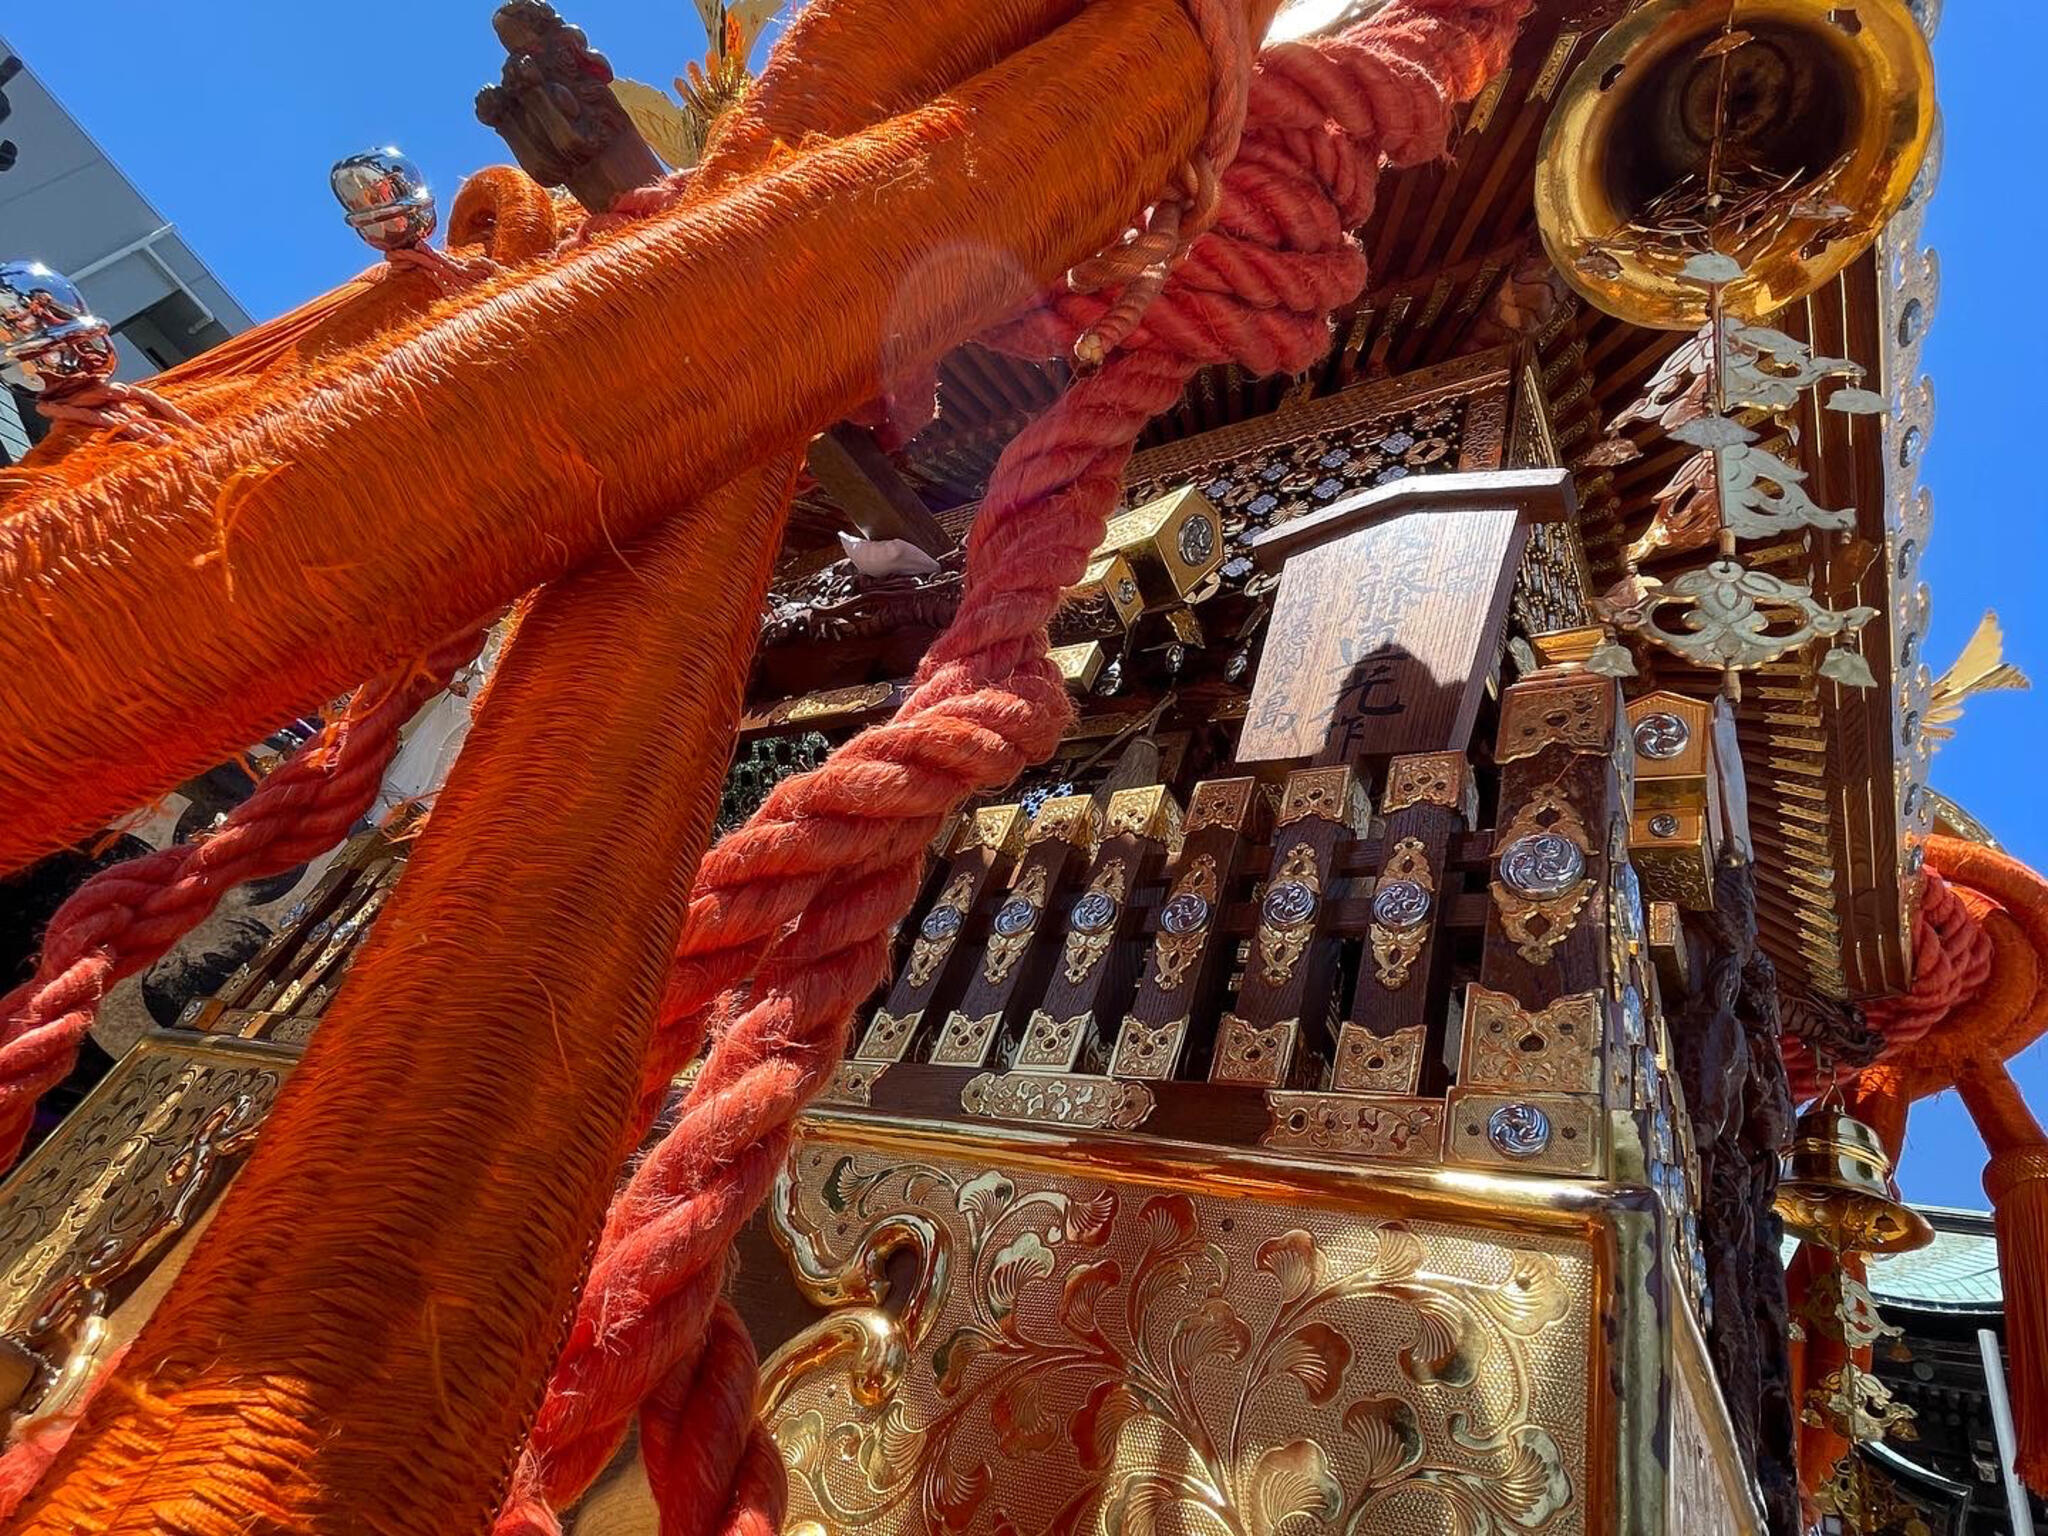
[498,5,1527,1530]
[31,379,195,446]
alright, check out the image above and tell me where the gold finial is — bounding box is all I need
[1925,611,2031,749]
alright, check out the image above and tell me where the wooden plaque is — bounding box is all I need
[1237,504,1530,764]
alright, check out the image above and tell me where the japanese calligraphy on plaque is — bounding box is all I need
[1238,505,1528,763]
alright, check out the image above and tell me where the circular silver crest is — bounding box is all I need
[920,904,964,942]
[1632,712,1691,760]
[1486,1103,1552,1160]
[1261,879,1318,927]
[1160,891,1212,935]
[1371,878,1431,931]
[1070,890,1119,934]
[1647,813,1681,839]
[992,897,1038,937]
[1176,513,1216,566]
[1498,832,1586,897]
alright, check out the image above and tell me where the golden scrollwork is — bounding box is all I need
[770,682,895,726]
[1491,795,1596,966]
[0,1032,294,1333]
[1459,986,1603,1096]
[1332,1024,1425,1096]
[1107,1017,1187,1081]
[1255,842,1322,988]
[959,1072,1153,1130]
[1496,678,1616,763]
[1151,854,1218,993]
[907,870,976,992]
[853,1007,921,1064]
[1263,1092,1444,1161]
[931,1011,1005,1068]
[1015,1010,1094,1074]
[1368,837,1435,990]
[983,864,1049,986]
[1277,766,1367,830]
[762,1134,1589,1536]
[1211,1015,1300,1088]
[1060,860,1129,986]
[1380,752,1469,816]
[1184,777,1256,834]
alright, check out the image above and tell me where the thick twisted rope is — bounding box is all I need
[0,624,487,1165]
[497,6,1527,1530]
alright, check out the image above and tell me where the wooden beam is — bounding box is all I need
[806,423,953,556]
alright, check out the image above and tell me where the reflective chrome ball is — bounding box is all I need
[330,148,437,251]
[0,261,115,392]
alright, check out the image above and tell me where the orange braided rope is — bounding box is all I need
[0,0,1210,873]
[498,7,1526,1531]
[9,3,1226,1529]
[1787,836,2048,1496]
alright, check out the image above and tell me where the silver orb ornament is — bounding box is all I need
[0,261,115,392]
[1498,832,1586,897]
[331,148,438,251]
[1487,1103,1552,1160]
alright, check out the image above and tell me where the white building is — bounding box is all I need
[0,36,250,461]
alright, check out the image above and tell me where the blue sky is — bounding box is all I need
[6,6,2044,1206]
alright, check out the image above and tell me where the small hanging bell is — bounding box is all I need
[1774,1107,1934,1256]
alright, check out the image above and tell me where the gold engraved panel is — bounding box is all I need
[1278,766,1367,830]
[1104,786,1183,853]
[1023,795,1099,849]
[819,1061,889,1109]
[855,1007,922,1064]
[1459,987,1603,1095]
[1381,752,1469,816]
[0,1032,295,1332]
[1263,1092,1444,1162]
[1332,1023,1425,1095]
[1669,1309,1761,1534]
[1369,837,1435,990]
[954,805,1028,857]
[1184,777,1256,834]
[932,1012,1005,1069]
[1211,1014,1299,1087]
[1014,1010,1093,1074]
[1495,679,1615,764]
[764,1129,1595,1536]
[1445,1090,1605,1178]
[1107,1017,1187,1081]
[959,1073,1153,1130]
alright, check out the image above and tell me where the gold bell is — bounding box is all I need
[1534,0,1936,329]
[1774,1107,1933,1256]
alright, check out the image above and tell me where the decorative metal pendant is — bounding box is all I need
[907,871,975,989]
[1254,843,1321,987]
[1151,855,1217,992]
[1491,797,1595,965]
[1060,860,1128,985]
[983,865,1048,985]
[1368,837,1435,989]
